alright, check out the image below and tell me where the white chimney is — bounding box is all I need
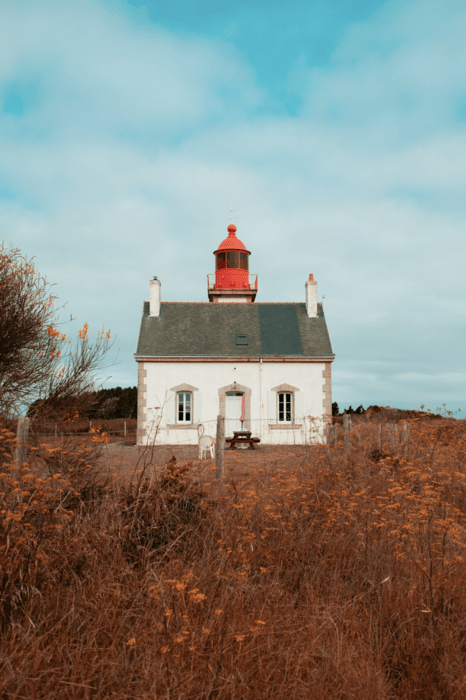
[150,277,161,317]
[305,274,318,317]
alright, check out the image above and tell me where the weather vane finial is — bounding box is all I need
[227,207,237,223]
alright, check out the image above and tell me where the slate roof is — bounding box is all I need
[135,302,334,359]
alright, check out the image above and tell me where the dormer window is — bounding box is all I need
[236,334,248,345]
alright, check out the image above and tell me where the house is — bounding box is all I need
[135,224,334,445]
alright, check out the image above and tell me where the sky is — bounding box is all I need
[0,0,465,415]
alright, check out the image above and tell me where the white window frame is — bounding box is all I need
[177,391,193,424]
[278,392,293,424]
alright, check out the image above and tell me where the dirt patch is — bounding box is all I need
[99,443,316,484]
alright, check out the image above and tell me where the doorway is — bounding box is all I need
[225,392,244,434]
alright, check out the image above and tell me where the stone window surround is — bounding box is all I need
[218,382,252,432]
[270,383,302,429]
[169,383,199,426]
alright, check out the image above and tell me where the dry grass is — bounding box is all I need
[29,417,137,441]
[1,416,466,698]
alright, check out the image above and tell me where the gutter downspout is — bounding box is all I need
[259,357,262,441]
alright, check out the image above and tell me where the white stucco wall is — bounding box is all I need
[138,360,330,446]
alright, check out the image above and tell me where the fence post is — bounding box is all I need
[216,415,225,480]
[14,417,30,478]
[378,423,382,450]
[124,421,127,437]
[328,423,337,446]
[401,422,411,448]
[343,414,351,455]
[55,422,57,437]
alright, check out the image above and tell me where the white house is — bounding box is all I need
[135,224,334,446]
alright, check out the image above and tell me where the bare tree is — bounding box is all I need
[0,240,114,421]
[97,396,119,419]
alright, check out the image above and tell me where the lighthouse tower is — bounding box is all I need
[207,224,258,303]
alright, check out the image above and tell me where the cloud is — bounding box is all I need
[0,0,465,413]
[0,0,262,141]
[302,0,466,135]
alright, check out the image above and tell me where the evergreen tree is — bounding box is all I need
[88,386,137,419]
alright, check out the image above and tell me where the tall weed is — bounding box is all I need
[1,417,466,698]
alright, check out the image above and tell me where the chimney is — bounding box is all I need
[305,274,318,317]
[150,277,161,317]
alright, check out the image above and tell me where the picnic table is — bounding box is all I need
[226,430,261,450]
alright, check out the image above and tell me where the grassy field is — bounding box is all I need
[1,416,466,698]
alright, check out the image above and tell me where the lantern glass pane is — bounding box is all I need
[239,253,248,270]
[216,253,226,270]
[226,251,240,269]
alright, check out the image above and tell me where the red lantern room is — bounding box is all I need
[207,224,258,303]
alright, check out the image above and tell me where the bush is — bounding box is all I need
[119,461,207,566]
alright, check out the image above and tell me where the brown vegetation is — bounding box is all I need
[29,417,138,440]
[0,240,114,427]
[1,416,466,698]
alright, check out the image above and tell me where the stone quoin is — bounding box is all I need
[135,224,335,445]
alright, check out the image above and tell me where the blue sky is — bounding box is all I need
[1,0,465,414]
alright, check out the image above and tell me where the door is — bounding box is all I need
[225,392,244,434]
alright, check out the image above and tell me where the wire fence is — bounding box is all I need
[142,417,327,447]
[26,420,135,438]
[140,415,415,449]
[9,414,419,465]
[7,414,443,485]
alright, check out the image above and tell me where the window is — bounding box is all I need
[278,392,293,423]
[216,252,226,270]
[236,334,248,345]
[177,392,192,423]
[215,251,249,270]
[226,251,240,269]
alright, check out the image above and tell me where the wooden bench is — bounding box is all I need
[226,431,261,450]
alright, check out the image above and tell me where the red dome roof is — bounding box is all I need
[214,224,251,254]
